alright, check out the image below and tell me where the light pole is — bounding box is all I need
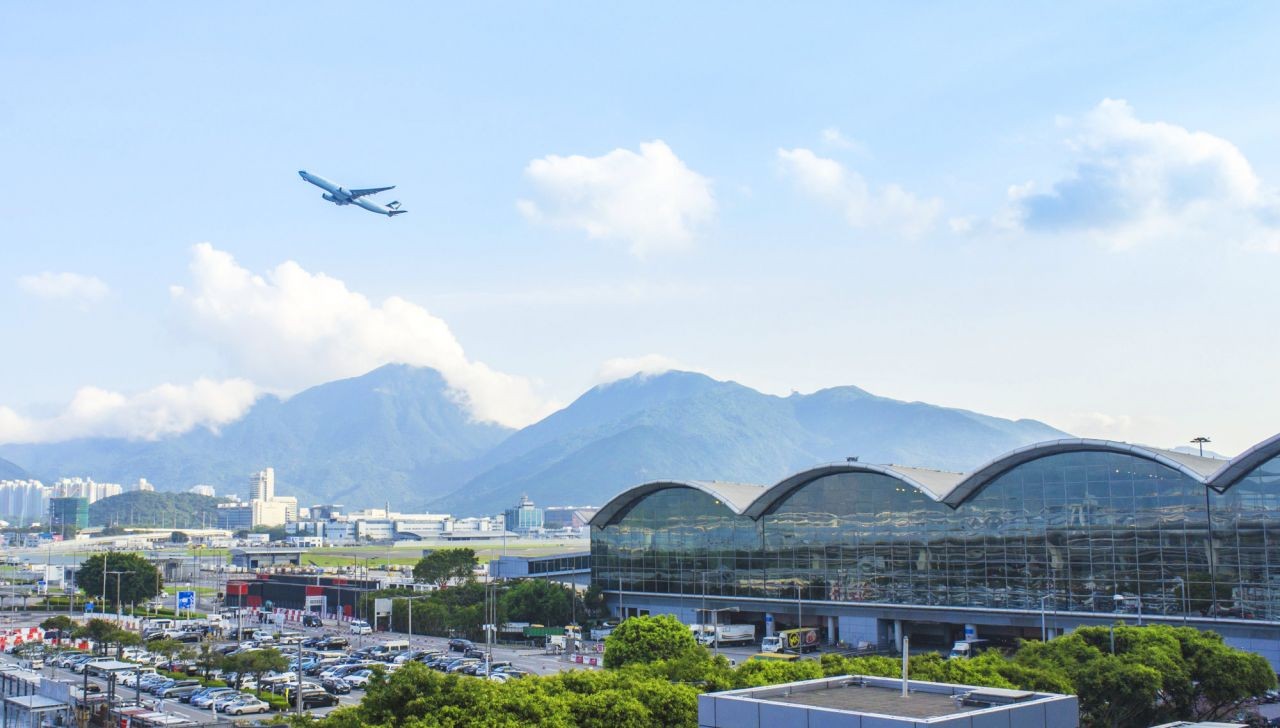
[1039,594,1055,641]
[705,606,739,660]
[106,570,126,624]
[1194,437,1218,618]
[398,594,429,652]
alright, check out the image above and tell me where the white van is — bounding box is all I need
[349,620,372,635]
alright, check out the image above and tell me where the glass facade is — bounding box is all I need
[1213,453,1280,619]
[591,449,1280,622]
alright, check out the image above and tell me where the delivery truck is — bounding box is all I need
[696,623,756,646]
[760,627,819,653]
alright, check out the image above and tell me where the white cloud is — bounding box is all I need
[517,140,716,256]
[1007,99,1280,249]
[170,244,555,428]
[0,378,258,444]
[595,354,690,384]
[820,127,865,153]
[17,272,109,302]
[777,148,941,237]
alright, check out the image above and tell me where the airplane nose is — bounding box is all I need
[298,170,307,178]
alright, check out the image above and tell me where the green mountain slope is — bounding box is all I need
[89,490,229,528]
[0,365,511,506]
[1,367,1070,516]
[430,371,1069,514]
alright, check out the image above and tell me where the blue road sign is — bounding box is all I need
[177,591,195,610]
[84,602,94,613]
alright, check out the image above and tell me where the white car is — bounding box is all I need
[349,620,372,635]
[343,669,373,687]
[224,696,270,715]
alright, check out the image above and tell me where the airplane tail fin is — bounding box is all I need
[388,209,408,216]
[387,201,401,210]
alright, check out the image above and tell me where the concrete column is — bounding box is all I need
[893,619,903,653]
[826,615,837,645]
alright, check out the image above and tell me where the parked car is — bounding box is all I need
[448,638,473,652]
[343,669,374,688]
[321,677,351,695]
[302,614,324,628]
[349,620,372,635]
[446,659,479,674]
[463,648,486,660]
[300,690,340,709]
[160,683,203,700]
[191,688,237,708]
[224,696,270,715]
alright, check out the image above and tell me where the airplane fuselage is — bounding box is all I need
[298,170,405,217]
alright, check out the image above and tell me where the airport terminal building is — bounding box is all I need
[589,435,1280,667]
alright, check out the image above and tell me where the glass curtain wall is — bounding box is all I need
[593,450,1280,621]
[1213,453,1280,620]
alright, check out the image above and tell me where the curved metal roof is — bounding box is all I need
[591,433,1279,528]
[741,462,961,519]
[1208,432,1280,491]
[942,438,1224,506]
[589,479,765,528]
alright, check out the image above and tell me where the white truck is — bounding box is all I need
[695,624,756,646]
[948,638,992,659]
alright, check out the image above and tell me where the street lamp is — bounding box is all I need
[1039,594,1055,641]
[397,594,430,652]
[704,606,739,660]
[1194,436,1218,617]
[106,571,126,624]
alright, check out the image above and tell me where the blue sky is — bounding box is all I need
[2,3,1279,454]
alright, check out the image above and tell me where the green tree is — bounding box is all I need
[74,618,118,656]
[110,629,142,659]
[501,580,573,626]
[412,548,478,590]
[149,637,195,667]
[39,615,76,634]
[75,552,163,609]
[194,640,221,679]
[603,614,704,669]
[732,658,824,688]
[221,648,289,691]
[570,690,652,728]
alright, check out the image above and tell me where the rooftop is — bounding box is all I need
[698,675,1078,727]
[770,679,979,718]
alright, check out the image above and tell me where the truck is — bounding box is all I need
[948,638,992,660]
[760,627,819,653]
[695,624,756,647]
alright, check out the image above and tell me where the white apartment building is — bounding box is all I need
[50,477,122,503]
[0,480,50,525]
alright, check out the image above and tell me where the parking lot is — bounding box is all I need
[1,609,603,723]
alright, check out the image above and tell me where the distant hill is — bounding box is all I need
[89,490,229,529]
[1,366,1070,516]
[429,371,1069,514]
[0,457,28,480]
[0,365,511,507]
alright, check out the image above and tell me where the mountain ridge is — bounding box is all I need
[0,366,1071,515]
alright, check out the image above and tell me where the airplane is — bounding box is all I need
[298,170,407,217]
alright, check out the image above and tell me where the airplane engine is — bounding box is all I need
[322,193,337,203]
[337,187,350,198]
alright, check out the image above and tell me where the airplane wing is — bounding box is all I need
[348,186,395,199]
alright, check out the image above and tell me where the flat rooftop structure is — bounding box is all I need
[229,547,304,569]
[699,674,1078,727]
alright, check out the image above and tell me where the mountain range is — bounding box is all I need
[0,457,28,480]
[0,365,1070,515]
